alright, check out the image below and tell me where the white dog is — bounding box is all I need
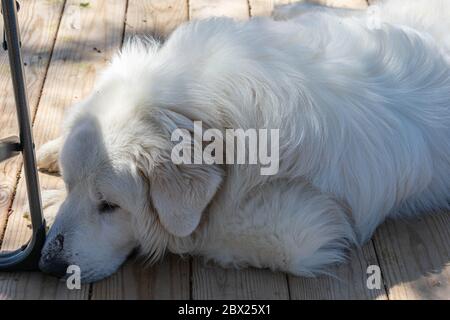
[36,0,450,283]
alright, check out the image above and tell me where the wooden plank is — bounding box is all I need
[189,0,249,20]
[289,245,387,300]
[372,214,450,300]
[0,0,127,299]
[249,0,291,17]
[249,0,368,17]
[0,0,65,246]
[92,255,190,299]
[0,186,85,298]
[188,0,289,300]
[91,0,190,300]
[192,258,289,299]
[125,0,189,40]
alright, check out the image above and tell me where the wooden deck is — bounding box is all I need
[0,0,449,300]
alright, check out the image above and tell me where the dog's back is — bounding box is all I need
[108,1,450,242]
[373,0,450,56]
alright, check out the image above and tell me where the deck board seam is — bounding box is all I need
[189,257,193,300]
[0,0,67,247]
[285,273,292,300]
[0,170,20,246]
[246,0,252,18]
[120,0,130,48]
[29,0,68,127]
[187,0,191,21]
[370,239,391,299]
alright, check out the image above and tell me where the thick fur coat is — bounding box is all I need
[37,0,450,282]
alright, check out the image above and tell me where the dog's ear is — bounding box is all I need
[150,161,223,237]
[143,109,224,238]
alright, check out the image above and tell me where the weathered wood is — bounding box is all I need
[125,0,188,40]
[248,0,291,17]
[249,0,367,17]
[192,258,289,299]
[0,0,65,246]
[91,0,190,300]
[373,214,450,300]
[189,0,249,20]
[0,0,127,299]
[92,254,190,299]
[289,245,388,300]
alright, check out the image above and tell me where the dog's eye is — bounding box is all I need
[98,201,119,213]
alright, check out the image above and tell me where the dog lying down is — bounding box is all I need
[36,0,450,283]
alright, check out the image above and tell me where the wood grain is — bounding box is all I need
[0,0,65,246]
[92,254,190,299]
[249,0,291,17]
[125,0,188,40]
[189,0,250,20]
[192,258,289,299]
[90,0,190,300]
[372,214,450,299]
[249,0,367,17]
[289,245,387,299]
[0,0,127,299]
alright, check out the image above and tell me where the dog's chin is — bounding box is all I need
[80,272,113,284]
[81,254,140,283]
[77,264,124,284]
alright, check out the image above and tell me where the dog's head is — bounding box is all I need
[39,95,223,282]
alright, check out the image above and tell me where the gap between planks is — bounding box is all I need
[0,0,67,248]
[0,0,127,299]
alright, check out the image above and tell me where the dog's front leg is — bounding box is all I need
[41,188,66,227]
[36,137,63,173]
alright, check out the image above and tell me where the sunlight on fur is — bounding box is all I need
[36,0,450,283]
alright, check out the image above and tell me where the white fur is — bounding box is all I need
[38,0,450,282]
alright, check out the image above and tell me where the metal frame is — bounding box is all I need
[0,0,46,271]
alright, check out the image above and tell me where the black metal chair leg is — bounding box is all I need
[0,0,46,271]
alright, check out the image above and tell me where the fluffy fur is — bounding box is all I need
[37,0,450,282]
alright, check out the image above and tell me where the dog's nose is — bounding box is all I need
[39,234,69,278]
[39,259,69,278]
[42,233,64,260]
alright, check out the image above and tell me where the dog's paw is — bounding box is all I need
[36,138,62,173]
[23,189,66,228]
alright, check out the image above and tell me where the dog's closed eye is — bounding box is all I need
[98,201,119,213]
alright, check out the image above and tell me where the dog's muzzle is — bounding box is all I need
[38,234,69,278]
